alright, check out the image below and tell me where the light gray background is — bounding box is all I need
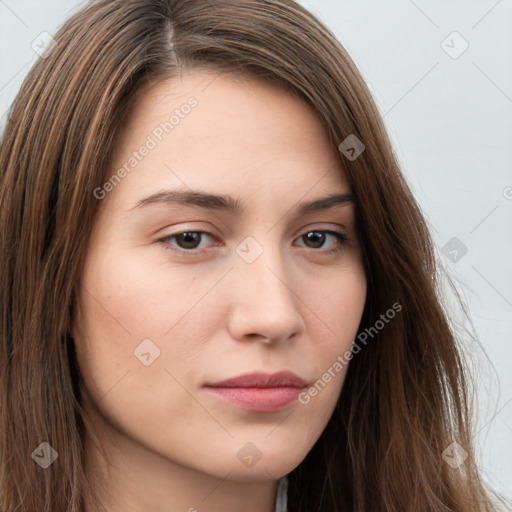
[1,0,511,503]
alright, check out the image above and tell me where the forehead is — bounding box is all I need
[105,69,350,209]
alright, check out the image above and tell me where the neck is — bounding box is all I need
[83,424,279,512]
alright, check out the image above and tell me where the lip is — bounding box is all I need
[204,371,307,413]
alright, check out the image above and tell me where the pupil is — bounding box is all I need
[178,232,200,249]
[305,231,325,248]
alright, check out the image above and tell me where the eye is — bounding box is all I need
[158,229,348,256]
[295,230,348,254]
[160,231,216,252]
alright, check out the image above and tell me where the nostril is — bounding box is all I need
[246,333,273,344]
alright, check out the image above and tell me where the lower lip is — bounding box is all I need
[204,386,303,412]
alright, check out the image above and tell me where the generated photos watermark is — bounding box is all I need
[93,96,198,200]
[299,301,402,404]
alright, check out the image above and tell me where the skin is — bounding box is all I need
[72,69,367,512]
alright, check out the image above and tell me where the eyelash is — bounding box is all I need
[157,229,349,257]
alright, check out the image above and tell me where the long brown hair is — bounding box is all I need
[0,0,506,510]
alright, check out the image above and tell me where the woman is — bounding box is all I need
[0,0,506,511]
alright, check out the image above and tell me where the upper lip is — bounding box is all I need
[205,371,307,389]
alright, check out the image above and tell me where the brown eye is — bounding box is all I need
[175,232,203,249]
[160,231,216,252]
[296,230,348,252]
[302,231,326,249]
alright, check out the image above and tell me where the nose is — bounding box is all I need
[227,246,305,344]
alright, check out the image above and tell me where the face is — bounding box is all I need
[73,69,366,483]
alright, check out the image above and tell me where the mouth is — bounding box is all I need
[203,371,307,413]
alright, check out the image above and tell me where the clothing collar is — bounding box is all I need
[274,475,288,512]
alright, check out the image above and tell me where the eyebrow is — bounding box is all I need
[129,189,354,216]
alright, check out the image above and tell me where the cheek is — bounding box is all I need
[305,264,366,350]
[299,266,366,404]
[72,244,231,400]
[75,241,227,340]
[290,265,366,407]
[71,250,223,454]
